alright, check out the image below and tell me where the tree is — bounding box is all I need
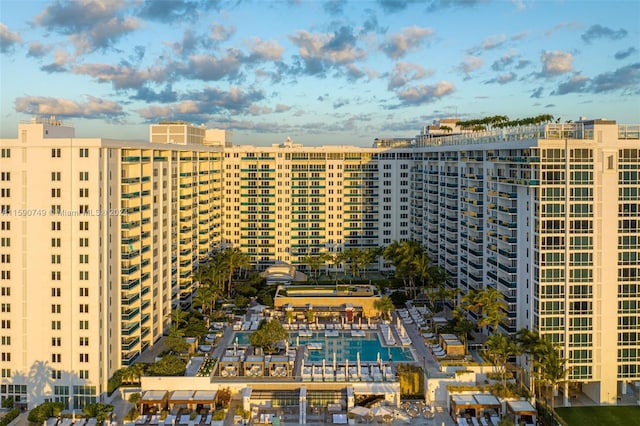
[484,334,518,386]
[537,339,571,412]
[28,402,64,423]
[165,325,190,354]
[249,319,289,354]
[128,393,141,412]
[374,296,395,320]
[221,248,250,298]
[82,403,114,423]
[452,316,474,354]
[168,306,189,329]
[516,328,544,398]
[146,354,187,376]
[460,287,507,333]
[383,240,427,297]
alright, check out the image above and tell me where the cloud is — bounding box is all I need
[388,62,432,89]
[491,51,516,71]
[248,105,273,116]
[275,104,291,113]
[27,42,47,58]
[288,27,367,76]
[551,74,589,95]
[181,52,243,81]
[41,49,74,73]
[247,38,284,61]
[481,34,507,50]
[380,26,434,59]
[540,51,573,77]
[168,29,211,56]
[615,47,637,60]
[137,0,219,22]
[15,95,124,119]
[137,86,266,120]
[458,56,483,78]
[550,63,640,95]
[425,0,488,12]
[333,99,350,108]
[323,0,346,15]
[589,62,640,93]
[511,31,529,41]
[545,21,581,37]
[73,62,165,90]
[0,23,22,53]
[486,72,516,85]
[361,9,387,35]
[581,24,627,44]
[530,87,544,98]
[210,23,235,42]
[35,0,139,55]
[131,85,178,103]
[395,81,455,106]
[377,0,420,13]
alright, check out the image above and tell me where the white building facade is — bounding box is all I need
[0,116,638,407]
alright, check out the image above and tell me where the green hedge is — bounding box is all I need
[0,408,20,426]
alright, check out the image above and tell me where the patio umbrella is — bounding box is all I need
[371,406,392,418]
[333,351,337,371]
[345,358,349,376]
[356,352,361,378]
[349,406,371,417]
[323,359,326,377]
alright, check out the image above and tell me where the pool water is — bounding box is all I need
[234,331,414,363]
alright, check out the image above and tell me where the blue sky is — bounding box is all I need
[1,0,639,146]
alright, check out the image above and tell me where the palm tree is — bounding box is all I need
[460,287,507,333]
[537,339,571,412]
[485,334,518,386]
[374,296,394,321]
[453,316,474,355]
[168,306,189,329]
[221,248,250,298]
[193,285,215,316]
[516,328,544,398]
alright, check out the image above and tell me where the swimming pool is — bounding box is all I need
[234,331,414,363]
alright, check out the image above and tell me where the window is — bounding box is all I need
[79,337,89,346]
[79,188,89,197]
[51,221,61,231]
[79,148,89,158]
[79,370,89,379]
[79,353,89,363]
[51,172,61,181]
[79,238,88,247]
[51,148,61,158]
[79,320,89,330]
[79,271,88,280]
[52,337,61,346]
[79,288,89,297]
[51,238,61,247]
[79,171,89,181]
[51,354,61,363]
[51,188,61,197]
[79,304,89,313]
[79,221,89,231]
[51,321,61,330]
[0,320,9,329]
[51,271,61,280]
[51,304,61,314]
[79,254,88,264]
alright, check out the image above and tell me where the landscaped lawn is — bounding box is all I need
[556,406,640,426]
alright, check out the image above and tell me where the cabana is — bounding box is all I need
[268,356,290,377]
[244,355,265,377]
[140,390,168,414]
[450,394,501,422]
[168,390,194,411]
[219,355,241,377]
[506,400,537,426]
[192,390,218,412]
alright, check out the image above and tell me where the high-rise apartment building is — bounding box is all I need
[0,116,638,408]
[0,118,223,408]
[410,118,640,404]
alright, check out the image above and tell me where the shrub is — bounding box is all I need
[212,409,226,421]
[28,402,64,423]
[0,408,20,426]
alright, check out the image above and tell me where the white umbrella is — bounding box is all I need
[376,352,381,364]
[349,406,371,417]
[345,358,349,377]
[357,352,361,378]
[323,359,326,377]
[333,351,337,371]
[296,336,300,347]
